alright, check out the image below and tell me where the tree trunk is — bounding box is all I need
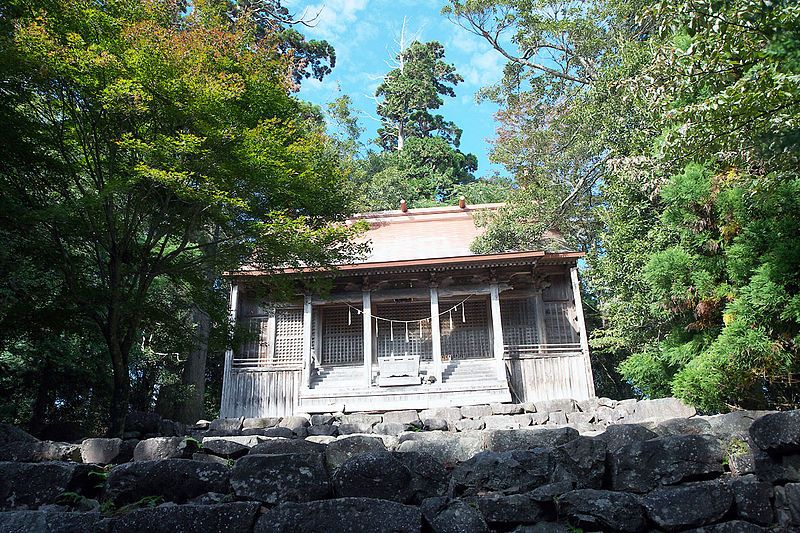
[108,335,131,437]
[175,306,210,423]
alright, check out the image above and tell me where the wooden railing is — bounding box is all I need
[503,343,583,358]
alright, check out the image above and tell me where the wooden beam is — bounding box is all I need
[571,266,596,397]
[362,289,373,387]
[490,282,506,381]
[301,294,313,388]
[311,284,511,306]
[533,291,548,353]
[221,283,239,417]
[429,286,443,384]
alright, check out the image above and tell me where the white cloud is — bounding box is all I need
[300,0,370,41]
[461,49,505,88]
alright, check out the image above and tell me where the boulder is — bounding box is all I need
[0,462,102,510]
[654,417,713,436]
[231,453,330,504]
[419,407,462,422]
[449,449,556,498]
[422,418,449,431]
[340,413,383,427]
[477,492,550,527]
[158,419,186,437]
[749,410,800,453]
[393,451,449,504]
[326,436,386,471]
[192,452,229,466]
[483,415,520,430]
[609,435,724,493]
[339,423,376,435]
[529,412,550,425]
[706,411,773,440]
[0,441,81,462]
[374,422,413,436]
[552,436,607,489]
[250,438,325,456]
[307,425,338,437]
[202,438,250,459]
[278,416,310,433]
[774,482,800,528]
[547,411,567,425]
[255,497,421,533]
[558,489,647,533]
[461,405,492,419]
[594,424,657,453]
[491,403,524,415]
[625,397,696,423]
[125,411,162,435]
[535,399,576,414]
[0,511,106,532]
[202,435,265,448]
[643,480,734,531]
[109,502,260,533]
[80,438,122,464]
[483,426,579,452]
[133,437,199,461]
[261,427,294,438]
[105,459,230,505]
[396,432,483,464]
[454,419,485,432]
[514,414,533,427]
[729,475,774,526]
[0,424,37,445]
[383,410,420,425]
[242,417,281,430]
[753,450,800,483]
[333,451,414,503]
[421,497,489,533]
[209,417,244,433]
[689,521,768,532]
[310,414,334,426]
[566,411,595,424]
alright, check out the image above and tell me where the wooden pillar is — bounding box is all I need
[221,283,239,416]
[489,281,506,381]
[429,285,443,384]
[362,289,373,387]
[301,294,313,388]
[533,291,547,352]
[571,266,596,397]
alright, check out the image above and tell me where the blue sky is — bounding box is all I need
[285,0,507,178]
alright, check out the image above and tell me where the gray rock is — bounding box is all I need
[255,497,421,533]
[209,417,244,433]
[514,414,533,427]
[419,407,462,422]
[753,450,800,483]
[421,497,489,533]
[396,432,483,464]
[729,475,774,525]
[558,489,646,533]
[192,452,230,466]
[461,405,492,419]
[80,438,122,464]
[340,413,383,428]
[125,411,162,434]
[511,523,571,533]
[483,426,580,452]
[203,438,250,459]
[339,422,376,434]
[374,422,413,435]
[522,402,537,413]
[594,424,657,452]
[491,403,524,415]
[250,438,325,456]
[547,411,567,425]
[454,418,485,431]
[609,434,724,493]
[262,427,294,438]
[422,418,449,431]
[749,410,800,453]
[643,480,734,531]
[105,459,229,505]
[203,435,265,447]
[242,417,281,430]
[383,410,420,425]
[477,492,550,526]
[109,502,260,533]
[689,521,767,532]
[529,412,549,425]
[483,415,520,430]
[393,451,449,504]
[326,436,386,471]
[0,511,106,533]
[566,411,595,424]
[625,397,696,423]
[654,416,713,436]
[706,411,773,439]
[449,449,556,497]
[0,462,102,510]
[596,405,622,423]
[310,414,334,426]
[231,453,330,504]
[278,415,310,432]
[333,451,413,503]
[597,397,617,408]
[133,437,198,461]
[576,397,599,413]
[0,425,37,445]
[307,424,338,437]
[774,482,800,527]
[158,419,186,437]
[553,436,607,489]
[535,399,576,414]
[0,441,81,462]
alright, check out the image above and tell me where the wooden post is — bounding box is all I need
[533,291,547,352]
[221,283,239,416]
[301,294,313,388]
[571,266,596,397]
[429,285,443,384]
[489,281,506,381]
[362,289,373,387]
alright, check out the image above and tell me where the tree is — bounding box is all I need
[0,0,363,434]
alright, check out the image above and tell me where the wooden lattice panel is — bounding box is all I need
[544,301,579,344]
[500,298,540,356]
[320,306,363,365]
[273,309,304,367]
[240,317,270,361]
[375,302,433,361]
[440,299,492,360]
[542,274,573,301]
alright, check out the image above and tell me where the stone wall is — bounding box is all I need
[1,398,799,532]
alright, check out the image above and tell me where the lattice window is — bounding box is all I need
[440,298,492,360]
[544,301,579,344]
[542,274,573,301]
[375,302,433,361]
[272,308,304,367]
[320,306,363,365]
[240,317,270,362]
[500,297,540,357]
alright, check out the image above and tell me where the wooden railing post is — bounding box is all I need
[221,282,239,417]
[362,289,373,387]
[429,285,443,384]
[301,294,313,388]
[571,266,596,397]
[489,281,506,381]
